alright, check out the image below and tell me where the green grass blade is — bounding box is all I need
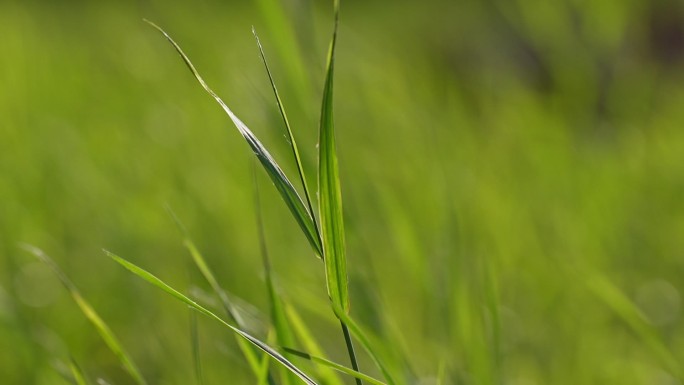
[316,2,360,383]
[145,19,322,258]
[254,170,299,385]
[166,207,276,385]
[69,357,89,385]
[284,347,386,385]
[284,303,343,385]
[332,304,397,385]
[253,28,320,259]
[253,0,311,106]
[104,250,319,385]
[257,339,273,385]
[317,0,348,314]
[22,245,147,385]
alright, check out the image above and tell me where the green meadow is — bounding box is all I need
[1,0,683,384]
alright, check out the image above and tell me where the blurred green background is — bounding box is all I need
[2,0,684,384]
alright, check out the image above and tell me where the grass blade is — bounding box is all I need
[104,250,319,385]
[254,169,299,385]
[253,28,320,259]
[284,303,344,385]
[69,357,89,385]
[316,2,360,382]
[145,19,322,258]
[253,0,311,106]
[22,245,147,385]
[284,348,386,385]
[166,206,244,325]
[317,0,348,315]
[166,207,276,385]
[332,304,397,385]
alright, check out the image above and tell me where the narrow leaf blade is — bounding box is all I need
[105,250,319,385]
[255,171,299,385]
[332,304,397,385]
[253,29,320,259]
[317,0,348,315]
[145,19,322,257]
[284,347,386,385]
[69,357,89,385]
[166,207,276,385]
[22,245,147,385]
[284,303,344,385]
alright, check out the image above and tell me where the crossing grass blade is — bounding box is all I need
[21,245,147,385]
[284,303,343,385]
[166,206,277,385]
[283,347,386,385]
[104,250,319,385]
[332,304,397,385]
[145,19,322,258]
[253,28,320,261]
[166,206,244,325]
[254,170,298,385]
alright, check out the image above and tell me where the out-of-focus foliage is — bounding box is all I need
[1,0,684,384]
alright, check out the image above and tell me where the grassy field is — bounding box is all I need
[1,0,684,384]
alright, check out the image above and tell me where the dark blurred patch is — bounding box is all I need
[646,0,684,66]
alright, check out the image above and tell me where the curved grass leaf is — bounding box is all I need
[105,250,319,385]
[253,28,320,260]
[21,245,147,385]
[145,19,322,258]
[284,347,386,385]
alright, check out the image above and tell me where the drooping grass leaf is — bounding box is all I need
[145,19,322,258]
[284,347,386,385]
[166,206,275,385]
[332,304,397,385]
[253,28,320,261]
[104,250,319,385]
[22,245,147,385]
